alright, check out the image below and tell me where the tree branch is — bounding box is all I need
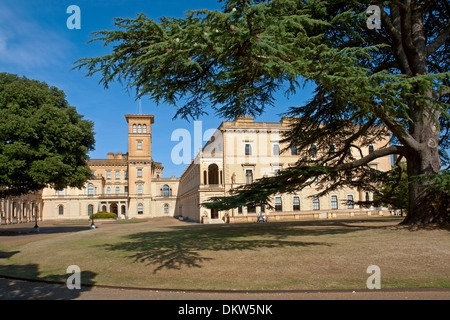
[427,21,450,55]
[374,105,422,152]
[334,145,407,171]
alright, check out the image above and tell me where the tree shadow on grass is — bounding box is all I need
[0,250,97,300]
[100,219,385,274]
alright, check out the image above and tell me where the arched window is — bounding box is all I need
[132,124,137,133]
[208,164,219,184]
[143,124,147,133]
[164,203,169,214]
[137,203,144,215]
[58,205,64,215]
[88,204,94,216]
[88,183,94,195]
[138,124,142,133]
[163,185,170,197]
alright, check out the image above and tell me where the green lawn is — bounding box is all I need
[0,217,449,291]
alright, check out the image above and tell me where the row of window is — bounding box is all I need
[57,203,170,215]
[132,124,148,134]
[85,183,173,196]
[105,170,129,180]
[104,168,158,179]
[243,143,375,157]
[106,186,128,195]
[237,195,357,213]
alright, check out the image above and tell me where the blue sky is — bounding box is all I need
[0,0,315,178]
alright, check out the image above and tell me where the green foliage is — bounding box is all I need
[0,73,95,197]
[92,212,117,219]
[376,163,409,210]
[76,0,449,223]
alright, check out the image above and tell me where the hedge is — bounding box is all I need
[91,212,117,219]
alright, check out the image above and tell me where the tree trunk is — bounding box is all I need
[401,121,449,227]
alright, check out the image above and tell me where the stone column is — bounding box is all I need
[117,201,122,220]
[125,201,129,219]
[17,200,22,224]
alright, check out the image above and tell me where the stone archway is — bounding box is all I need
[110,203,118,214]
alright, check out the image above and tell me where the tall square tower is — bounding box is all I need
[125,114,154,200]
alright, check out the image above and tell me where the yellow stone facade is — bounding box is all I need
[0,114,392,224]
[178,116,392,223]
[0,114,179,223]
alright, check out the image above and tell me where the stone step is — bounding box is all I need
[209,218,225,224]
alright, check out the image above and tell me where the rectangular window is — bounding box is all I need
[245,143,252,156]
[272,166,281,175]
[238,207,243,214]
[312,196,320,210]
[347,195,354,209]
[329,143,336,154]
[245,169,253,184]
[106,171,111,179]
[272,143,280,156]
[124,186,129,194]
[275,196,283,212]
[137,203,143,215]
[137,184,143,195]
[291,145,298,155]
[137,141,142,150]
[293,196,300,211]
[115,186,120,194]
[331,195,338,210]
[115,171,120,179]
[106,186,111,195]
[137,168,143,178]
[247,205,256,213]
[309,144,317,157]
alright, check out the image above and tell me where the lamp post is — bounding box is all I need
[33,205,39,232]
[90,212,96,229]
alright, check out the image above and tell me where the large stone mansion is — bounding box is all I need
[0,114,392,225]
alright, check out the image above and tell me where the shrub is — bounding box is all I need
[91,212,117,219]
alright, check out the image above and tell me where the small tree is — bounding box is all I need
[0,73,95,197]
